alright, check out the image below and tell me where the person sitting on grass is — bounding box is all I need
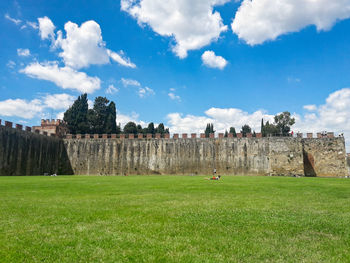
[205,175,221,180]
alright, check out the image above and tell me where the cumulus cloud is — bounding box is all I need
[121,0,229,58]
[38,16,55,40]
[107,50,136,68]
[121,78,141,87]
[232,0,350,45]
[4,14,22,25]
[20,61,101,93]
[6,60,16,69]
[106,84,119,94]
[138,86,155,98]
[54,20,136,69]
[201,50,228,69]
[17,48,30,57]
[41,93,75,110]
[117,111,147,127]
[166,108,274,134]
[303,105,317,111]
[0,93,74,119]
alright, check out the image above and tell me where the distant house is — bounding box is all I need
[32,119,68,137]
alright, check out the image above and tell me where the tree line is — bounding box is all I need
[64,95,295,137]
[204,111,295,138]
[63,94,169,135]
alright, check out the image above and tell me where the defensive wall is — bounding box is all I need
[0,120,73,176]
[0,119,348,177]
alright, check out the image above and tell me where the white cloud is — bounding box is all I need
[20,61,101,93]
[201,50,228,69]
[6,60,16,69]
[121,78,141,87]
[38,16,55,40]
[138,86,155,98]
[121,0,230,58]
[106,84,119,94]
[166,108,274,134]
[117,111,147,127]
[26,21,38,29]
[17,48,30,57]
[54,20,136,69]
[107,50,136,68]
[168,92,181,102]
[0,98,43,119]
[303,104,317,111]
[42,93,75,110]
[232,0,350,45]
[5,14,22,25]
[0,93,74,119]
[55,20,109,69]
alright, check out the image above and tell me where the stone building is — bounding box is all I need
[32,119,68,137]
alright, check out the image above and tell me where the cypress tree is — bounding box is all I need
[63,93,89,134]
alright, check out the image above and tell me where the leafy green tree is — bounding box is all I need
[137,124,143,134]
[156,123,165,134]
[147,122,155,134]
[241,124,252,137]
[105,102,117,134]
[89,97,110,134]
[123,122,138,134]
[261,119,266,137]
[63,93,90,134]
[274,111,295,136]
[264,121,279,137]
[204,123,215,138]
[229,127,237,137]
[224,130,228,137]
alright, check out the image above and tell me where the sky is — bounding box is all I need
[2,0,350,149]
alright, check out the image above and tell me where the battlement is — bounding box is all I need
[0,119,58,137]
[63,132,340,140]
[0,119,342,141]
[41,119,64,126]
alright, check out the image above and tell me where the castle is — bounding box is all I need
[0,118,348,177]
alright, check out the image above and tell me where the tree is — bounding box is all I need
[137,124,143,135]
[204,123,215,138]
[123,122,138,134]
[261,119,266,137]
[229,127,237,137]
[89,97,110,134]
[105,102,117,134]
[264,121,279,137]
[64,93,90,134]
[274,111,295,136]
[241,124,252,137]
[156,123,165,134]
[224,130,228,137]
[147,122,155,134]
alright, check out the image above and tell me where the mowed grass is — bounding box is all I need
[1,176,350,262]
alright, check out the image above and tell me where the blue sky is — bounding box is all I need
[2,0,350,147]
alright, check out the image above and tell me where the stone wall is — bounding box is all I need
[0,125,73,176]
[63,137,348,177]
[0,120,347,177]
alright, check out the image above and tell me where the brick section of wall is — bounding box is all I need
[191,133,197,138]
[120,134,126,139]
[16,124,23,130]
[256,133,262,138]
[200,134,206,138]
[138,134,143,139]
[94,134,99,139]
[228,133,234,138]
[307,133,313,139]
[173,134,179,139]
[246,133,252,138]
[182,134,188,139]
[209,133,214,138]
[5,121,12,128]
[111,134,117,139]
[218,133,224,138]
[164,134,170,139]
[146,134,152,139]
[76,134,82,139]
[129,134,134,139]
[237,133,242,138]
[155,133,161,139]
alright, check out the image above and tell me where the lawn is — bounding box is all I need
[1,175,350,263]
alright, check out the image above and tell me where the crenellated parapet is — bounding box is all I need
[62,132,340,140]
[0,119,58,137]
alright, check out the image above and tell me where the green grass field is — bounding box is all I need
[1,175,350,262]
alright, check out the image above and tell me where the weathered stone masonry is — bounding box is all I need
[0,119,348,177]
